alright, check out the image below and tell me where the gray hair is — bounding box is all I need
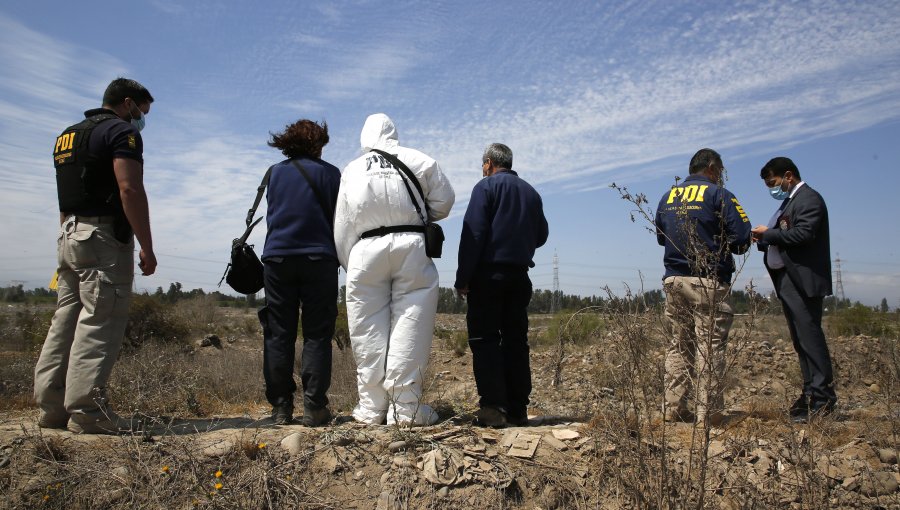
[483,143,513,169]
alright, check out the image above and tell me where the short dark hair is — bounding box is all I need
[483,143,513,169]
[268,119,329,158]
[688,148,722,175]
[102,78,154,106]
[760,157,801,180]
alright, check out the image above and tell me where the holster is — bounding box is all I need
[424,223,444,258]
[112,214,133,243]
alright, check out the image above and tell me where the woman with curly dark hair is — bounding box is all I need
[259,119,340,426]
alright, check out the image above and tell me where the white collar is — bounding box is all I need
[789,180,806,198]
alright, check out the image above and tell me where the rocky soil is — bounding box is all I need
[0,313,897,509]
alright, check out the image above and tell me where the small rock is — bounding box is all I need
[197,334,222,348]
[392,456,415,469]
[388,440,408,453]
[0,456,9,469]
[708,440,727,459]
[858,472,898,496]
[551,429,580,440]
[380,471,391,486]
[110,466,129,479]
[353,470,365,481]
[376,491,394,510]
[281,433,304,455]
[869,383,881,393]
[877,448,898,465]
[436,486,450,498]
[543,434,568,451]
[332,435,353,446]
[862,378,874,386]
[203,440,234,458]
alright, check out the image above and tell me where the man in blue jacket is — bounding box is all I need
[455,143,549,428]
[655,148,751,426]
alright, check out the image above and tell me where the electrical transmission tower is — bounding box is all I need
[833,253,845,308]
[552,251,560,313]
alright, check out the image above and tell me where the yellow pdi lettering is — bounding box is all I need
[731,197,749,222]
[667,184,709,204]
[54,132,75,153]
[666,187,683,204]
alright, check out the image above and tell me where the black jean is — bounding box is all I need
[259,256,338,410]
[774,269,837,403]
[466,266,533,418]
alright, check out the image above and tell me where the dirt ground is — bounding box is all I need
[0,311,898,509]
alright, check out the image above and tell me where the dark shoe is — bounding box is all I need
[38,412,70,429]
[272,403,294,425]
[506,412,529,426]
[300,407,332,427]
[68,414,140,435]
[663,406,693,423]
[792,399,836,423]
[474,407,507,428]
[789,394,810,417]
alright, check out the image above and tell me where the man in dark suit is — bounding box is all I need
[751,157,837,422]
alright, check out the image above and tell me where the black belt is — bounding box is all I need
[66,214,116,224]
[360,225,426,239]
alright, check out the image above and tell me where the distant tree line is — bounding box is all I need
[1,283,893,314]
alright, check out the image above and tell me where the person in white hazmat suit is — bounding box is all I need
[334,113,455,425]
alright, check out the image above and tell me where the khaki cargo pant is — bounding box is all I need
[663,276,734,421]
[33,216,133,425]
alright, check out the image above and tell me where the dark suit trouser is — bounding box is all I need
[259,256,338,411]
[773,269,837,403]
[466,266,533,419]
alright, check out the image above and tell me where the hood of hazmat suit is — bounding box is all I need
[334,113,455,426]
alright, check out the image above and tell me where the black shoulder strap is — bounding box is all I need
[238,166,273,244]
[246,166,273,228]
[370,149,430,222]
[290,159,333,226]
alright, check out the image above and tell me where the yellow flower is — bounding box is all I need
[43,495,50,502]
[258,442,267,449]
[215,482,223,490]
[214,470,222,478]
[161,465,170,473]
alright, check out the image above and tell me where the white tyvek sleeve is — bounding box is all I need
[333,176,354,270]
[422,159,455,222]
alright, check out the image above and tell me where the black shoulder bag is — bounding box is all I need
[370,149,445,258]
[219,161,331,294]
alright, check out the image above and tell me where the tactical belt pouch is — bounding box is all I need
[424,222,445,258]
[112,214,133,243]
[370,149,444,258]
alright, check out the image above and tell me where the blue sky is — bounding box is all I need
[1,1,899,306]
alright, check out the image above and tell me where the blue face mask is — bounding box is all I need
[129,102,146,132]
[769,183,790,200]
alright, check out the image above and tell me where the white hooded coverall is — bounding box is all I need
[334,114,455,425]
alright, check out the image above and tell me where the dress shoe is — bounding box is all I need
[474,407,507,428]
[506,413,529,427]
[789,394,810,418]
[792,399,836,423]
